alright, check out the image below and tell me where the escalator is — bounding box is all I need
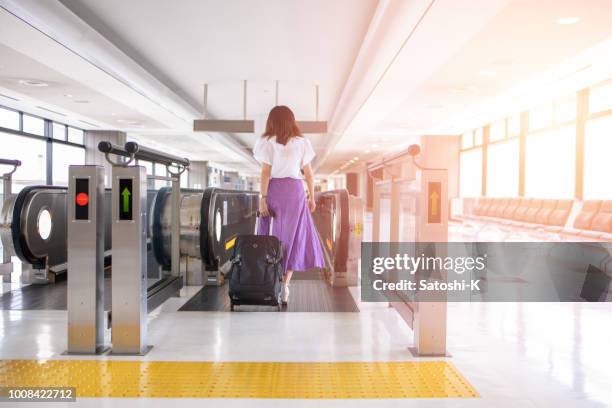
[178,188,363,312]
[0,185,363,313]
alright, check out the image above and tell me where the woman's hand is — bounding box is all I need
[307,197,316,213]
[259,197,270,217]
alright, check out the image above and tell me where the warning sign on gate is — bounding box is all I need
[427,182,441,224]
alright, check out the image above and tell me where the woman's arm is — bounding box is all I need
[259,163,272,217]
[302,163,316,212]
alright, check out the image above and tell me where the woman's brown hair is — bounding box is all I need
[262,105,302,145]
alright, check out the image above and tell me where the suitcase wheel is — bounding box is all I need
[230,303,235,311]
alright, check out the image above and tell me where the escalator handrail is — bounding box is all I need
[199,187,259,270]
[11,185,66,268]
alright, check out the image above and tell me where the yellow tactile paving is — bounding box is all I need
[0,359,479,399]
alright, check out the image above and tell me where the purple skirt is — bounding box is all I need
[257,177,325,273]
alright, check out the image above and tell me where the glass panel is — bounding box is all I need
[154,163,168,189]
[525,126,575,198]
[67,127,84,145]
[529,104,553,131]
[508,114,521,137]
[22,115,45,136]
[474,128,483,146]
[0,131,47,191]
[589,82,612,114]
[180,170,188,188]
[461,132,473,149]
[486,139,519,197]
[140,160,153,175]
[555,95,576,123]
[0,107,20,130]
[52,143,85,186]
[52,123,66,140]
[584,116,612,199]
[489,120,505,142]
[459,148,482,197]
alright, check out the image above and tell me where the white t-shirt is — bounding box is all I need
[253,136,316,179]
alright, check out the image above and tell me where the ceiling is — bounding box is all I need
[1,0,611,176]
[325,0,612,173]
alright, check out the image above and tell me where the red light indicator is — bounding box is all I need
[76,192,89,207]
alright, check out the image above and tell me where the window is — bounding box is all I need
[508,114,521,137]
[487,139,519,197]
[461,132,473,149]
[180,170,188,188]
[52,144,85,186]
[52,123,66,140]
[554,95,576,123]
[589,81,612,114]
[22,114,45,136]
[584,117,612,199]
[489,120,505,142]
[0,107,19,130]
[0,131,47,192]
[529,104,553,131]
[68,127,84,144]
[525,126,575,198]
[474,128,483,146]
[154,163,168,189]
[459,148,482,197]
[139,160,154,176]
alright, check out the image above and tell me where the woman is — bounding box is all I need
[253,105,325,305]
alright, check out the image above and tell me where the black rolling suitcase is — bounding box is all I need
[228,213,283,311]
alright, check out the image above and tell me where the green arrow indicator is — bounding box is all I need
[121,187,131,213]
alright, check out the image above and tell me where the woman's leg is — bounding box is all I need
[281,270,293,304]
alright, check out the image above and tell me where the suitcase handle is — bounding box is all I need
[256,209,275,218]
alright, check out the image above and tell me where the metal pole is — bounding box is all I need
[203,83,208,119]
[275,80,279,106]
[171,174,180,278]
[243,80,247,120]
[316,85,319,121]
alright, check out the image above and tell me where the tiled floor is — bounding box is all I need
[1,282,611,406]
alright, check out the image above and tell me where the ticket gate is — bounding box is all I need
[313,189,363,286]
[369,144,449,356]
[151,187,259,286]
[0,158,20,279]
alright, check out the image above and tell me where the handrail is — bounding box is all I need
[0,158,21,167]
[0,158,21,177]
[124,142,190,168]
[98,141,134,166]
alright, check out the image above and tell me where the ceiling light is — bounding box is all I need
[64,94,73,98]
[555,17,580,25]
[479,70,496,77]
[74,100,90,104]
[371,144,379,148]
[353,156,359,160]
[467,85,479,91]
[450,87,465,93]
[18,79,49,87]
[117,119,140,125]
[380,137,389,142]
[365,149,371,153]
